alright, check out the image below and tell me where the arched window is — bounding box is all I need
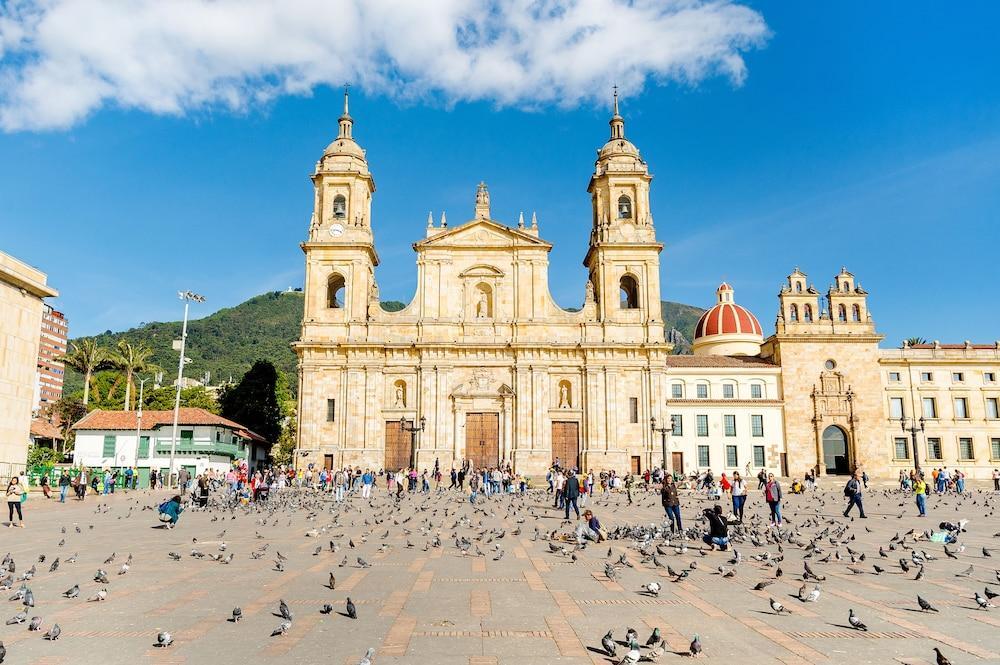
[841,281,848,293]
[837,304,846,321]
[333,195,347,219]
[617,195,632,219]
[795,282,802,293]
[327,273,345,309]
[789,304,799,322]
[619,275,639,309]
[804,304,813,322]
[852,304,861,321]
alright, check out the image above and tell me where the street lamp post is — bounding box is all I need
[400,416,427,468]
[650,416,673,474]
[899,416,926,476]
[168,291,205,488]
[133,377,146,476]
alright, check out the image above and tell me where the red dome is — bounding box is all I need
[694,283,762,339]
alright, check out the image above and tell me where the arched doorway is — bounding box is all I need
[822,425,850,475]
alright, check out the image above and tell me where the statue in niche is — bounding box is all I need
[394,385,405,408]
[476,290,489,318]
[558,383,570,409]
[585,280,595,303]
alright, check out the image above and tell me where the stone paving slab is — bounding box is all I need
[0,484,998,664]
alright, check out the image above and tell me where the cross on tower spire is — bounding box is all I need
[338,83,353,140]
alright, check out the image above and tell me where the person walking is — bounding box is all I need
[764,473,783,527]
[149,468,158,491]
[913,474,927,517]
[553,469,566,509]
[6,476,25,528]
[564,470,581,520]
[993,468,1000,492]
[40,472,51,499]
[361,469,374,499]
[75,467,88,500]
[177,467,190,495]
[660,475,682,533]
[730,471,747,522]
[58,470,71,503]
[757,469,767,490]
[469,468,480,504]
[843,470,867,518]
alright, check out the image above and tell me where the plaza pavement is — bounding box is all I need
[1,481,999,664]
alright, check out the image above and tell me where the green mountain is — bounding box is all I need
[65,292,704,396]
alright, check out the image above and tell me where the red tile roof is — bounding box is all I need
[30,418,63,440]
[72,407,268,442]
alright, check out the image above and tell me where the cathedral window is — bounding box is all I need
[803,304,813,322]
[789,304,798,322]
[617,195,632,219]
[795,282,802,293]
[333,195,347,219]
[327,273,346,308]
[619,275,639,309]
[837,304,846,321]
[851,304,861,321]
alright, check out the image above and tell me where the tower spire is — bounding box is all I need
[609,85,624,140]
[338,84,353,140]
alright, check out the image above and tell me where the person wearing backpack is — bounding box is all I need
[843,470,867,518]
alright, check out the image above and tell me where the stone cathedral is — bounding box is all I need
[295,91,674,475]
[296,93,1000,480]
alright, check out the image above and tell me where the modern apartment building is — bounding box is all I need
[35,304,68,411]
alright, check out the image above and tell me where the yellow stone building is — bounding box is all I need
[0,250,58,475]
[295,96,999,479]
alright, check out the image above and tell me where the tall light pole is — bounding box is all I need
[133,377,146,474]
[899,416,925,477]
[650,415,673,475]
[168,291,205,487]
[400,416,427,468]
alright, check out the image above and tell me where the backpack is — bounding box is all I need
[844,480,856,497]
[158,500,171,512]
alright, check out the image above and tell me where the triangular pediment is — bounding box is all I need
[415,219,551,250]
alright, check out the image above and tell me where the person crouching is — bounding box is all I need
[701,504,730,551]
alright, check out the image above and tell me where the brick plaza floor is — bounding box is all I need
[1,482,998,664]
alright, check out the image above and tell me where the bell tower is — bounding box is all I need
[583,89,664,343]
[302,88,380,326]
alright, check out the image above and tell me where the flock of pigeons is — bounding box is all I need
[0,480,997,664]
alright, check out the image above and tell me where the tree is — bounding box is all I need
[108,340,158,410]
[272,409,297,466]
[47,395,87,453]
[219,360,284,444]
[904,337,928,348]
[59,339,107,405]
[27,443,61,468]
[142,385,220,413]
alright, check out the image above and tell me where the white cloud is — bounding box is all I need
[0,0,769,131]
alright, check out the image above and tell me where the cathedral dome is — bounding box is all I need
[692,283,764,356]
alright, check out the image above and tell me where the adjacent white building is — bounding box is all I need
[72,407,268,486]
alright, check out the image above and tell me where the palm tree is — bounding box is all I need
[904,336,928,348]
[109,340,158,410]
[58,339,107,406]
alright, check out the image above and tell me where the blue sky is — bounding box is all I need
[2,1,998,345]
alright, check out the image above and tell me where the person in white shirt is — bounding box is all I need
[730,471,748,522]
[554,471,566,509]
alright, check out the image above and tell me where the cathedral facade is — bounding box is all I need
[295,94,1000,479]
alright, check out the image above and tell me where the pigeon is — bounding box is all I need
[625,627,638,644]
[278,599,293,622]
[645,627,661,647]
[63,585,79,598]
[933,647,953,665]
[156,631,173,647]
[88,588,108,602]
[647,639,666,662]
[5,612,26,625]
[44,623,61,640]
[974,592,995,610]
[985,587,999,600]
[346,597,357,619]
[769,598,791,614]
[752,580,774,590]
[644,582,661,597]
[602,629,616,657]
[232,607,242,623]
[618,637,640,664]
[22,589,34,607]
[357,557,371,568]
[28,616,41,631]
[271,621,291,637]
[320,603,334,614]
[956,565,974,578]
[328,573,337,589]
[0,640,5,662]
[690,633,703,657]
[357,647,376,665]
[917,595,939,612]
[804,586,821,603]
[168,552,181,561]
[848,609,867,631]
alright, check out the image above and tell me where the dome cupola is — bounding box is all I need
[693,283,764,356]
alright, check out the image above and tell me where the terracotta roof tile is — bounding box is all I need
[30,418,63,440]
[72,407,268,442]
